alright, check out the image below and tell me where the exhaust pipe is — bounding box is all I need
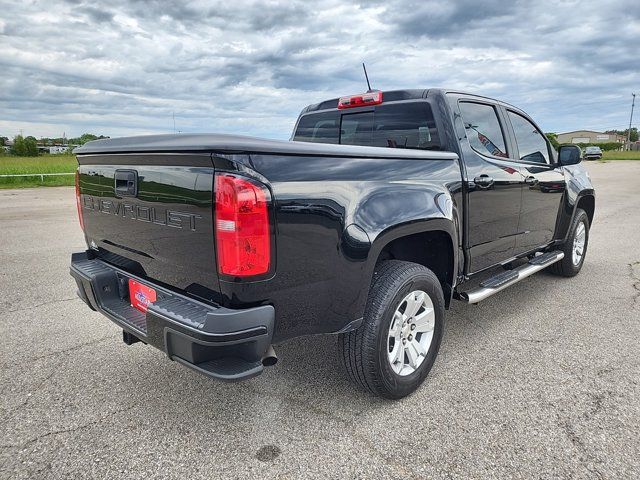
[261,345,278,367]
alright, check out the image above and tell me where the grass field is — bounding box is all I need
[0,154,77,188]
[600,150,640,161]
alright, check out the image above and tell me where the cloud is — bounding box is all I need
[385,0,522,39]
[0,0,637,139]
[80,5,115,23]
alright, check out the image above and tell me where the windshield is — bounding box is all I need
[293,102,442,151]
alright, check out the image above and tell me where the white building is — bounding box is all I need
[49,146,70,154]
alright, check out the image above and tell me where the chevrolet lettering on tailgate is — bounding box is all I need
[82,195,201,231]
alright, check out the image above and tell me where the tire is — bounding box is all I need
[340,260,445,399]
[549,208,590,277]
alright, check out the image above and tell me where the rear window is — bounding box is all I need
[292,111,340,144]
[293,102,442,150]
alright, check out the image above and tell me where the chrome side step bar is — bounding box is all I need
[460,251,564,304]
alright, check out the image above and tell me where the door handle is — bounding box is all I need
[114,169,138,197]
[525,176,538,186]
[473,175,495,189]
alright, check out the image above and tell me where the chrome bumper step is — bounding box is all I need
[460,251,564,304]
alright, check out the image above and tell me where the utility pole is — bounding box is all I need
[628,93,636,151]
[173,112,176,134]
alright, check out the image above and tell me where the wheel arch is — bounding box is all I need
[367,219,458,308]
[555,189,595,243]
[576,193,595,226]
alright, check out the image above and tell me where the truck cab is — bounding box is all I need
[291,88,594,279]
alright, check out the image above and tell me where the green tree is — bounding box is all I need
[65,133,109,145]
[10,135,39,156]
[24,136,38,156]
[67,133,107,145]
[605,128,638,142]
[10,135,26,156]
[0,136,7,146]
[79,133,98,144]
[545,132,559,150]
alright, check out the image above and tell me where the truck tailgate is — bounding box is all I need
[76,153,221,303]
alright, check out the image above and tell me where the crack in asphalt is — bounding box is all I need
[14,334,116,365]
[2,297,78,315]
[585,391,609,418]
[558,418,605,480]
[554,365,619,480]
[8,360,63,413]
[0,337,118,428]
[221,370,424,479]
[628,261,640,308]
[513,331,563,344]
[276,392,425,480]
[0,405,137,451]
[3,377,422,479]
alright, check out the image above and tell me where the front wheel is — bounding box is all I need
[340,261,445,399]
[549,208,590,277]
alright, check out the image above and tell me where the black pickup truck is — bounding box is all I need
[70,88,594,398]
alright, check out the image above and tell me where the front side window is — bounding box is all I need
[507,111,549,164]
[459,102,507,158]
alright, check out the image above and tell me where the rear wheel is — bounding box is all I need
[340,261,445,399]
[550,208,589,277]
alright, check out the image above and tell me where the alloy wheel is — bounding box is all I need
[387,290,435,376]
[572,221,586,266]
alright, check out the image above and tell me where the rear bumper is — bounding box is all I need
[70,252,275,381]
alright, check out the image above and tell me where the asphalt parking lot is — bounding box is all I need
[1,161,639,479]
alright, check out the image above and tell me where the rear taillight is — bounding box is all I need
[337,91,383,109]
[214,173,271,277]
[75,170,84,231]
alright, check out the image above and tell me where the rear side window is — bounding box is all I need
[507,111,550,164]
[459,102,507,158]
[293,102,441,150]
[372,103,440,150]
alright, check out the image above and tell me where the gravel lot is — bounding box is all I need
[1,161,639,479]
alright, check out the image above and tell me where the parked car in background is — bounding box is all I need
[584,146,603,160]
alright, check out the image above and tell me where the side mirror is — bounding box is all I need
[558,144,582,166]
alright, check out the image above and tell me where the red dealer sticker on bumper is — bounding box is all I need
[129,279,156,313]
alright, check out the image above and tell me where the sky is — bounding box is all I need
[0,0,638,140]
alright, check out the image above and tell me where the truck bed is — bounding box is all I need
[75,133,461,342]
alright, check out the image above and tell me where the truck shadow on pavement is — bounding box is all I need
[125,268,561,413]
[100,261,594,432]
